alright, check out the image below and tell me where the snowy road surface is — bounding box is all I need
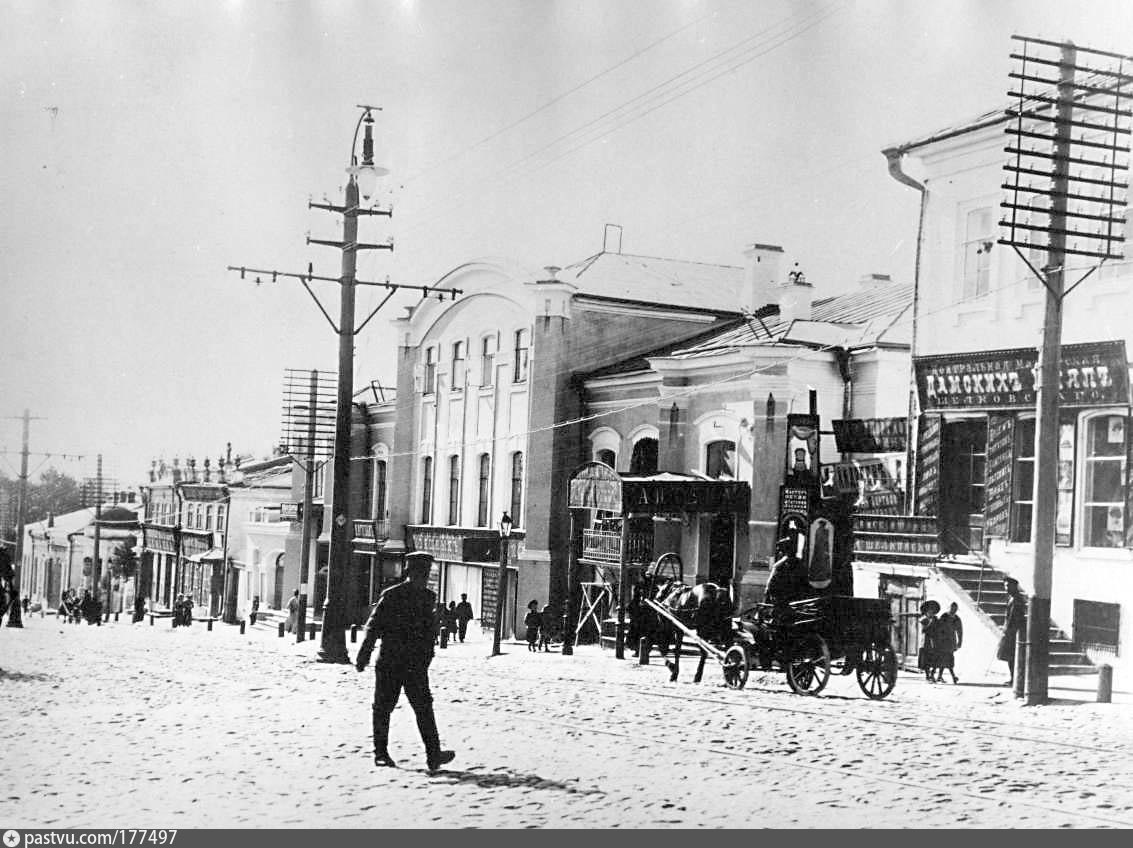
[2,616,1132,828]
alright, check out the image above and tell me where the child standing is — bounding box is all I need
[524,600,541,652]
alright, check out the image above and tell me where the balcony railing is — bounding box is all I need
[581,529,652,564]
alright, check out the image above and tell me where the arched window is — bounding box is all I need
[216,505,226,534]
[477,454,491,527]
[374,460,387,520]
[448,455,461,525]
[510,452,524,526]
[205,505,214,531]
[597,449,616,468]
[421,457,433,524]
[629,438,658,475]
[706,440,737,480]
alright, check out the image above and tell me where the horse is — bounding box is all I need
[648,579,734,683]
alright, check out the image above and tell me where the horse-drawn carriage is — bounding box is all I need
[642,552,899,700]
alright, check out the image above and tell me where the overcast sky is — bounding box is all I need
[2,0,1130,486]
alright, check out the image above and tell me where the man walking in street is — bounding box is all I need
[355,551,455,773]
[454,593,474,643]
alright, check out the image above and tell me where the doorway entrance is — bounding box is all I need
[707,512,735,587]
[940,419,987,555]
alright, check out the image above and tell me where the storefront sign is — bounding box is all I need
[915,415,943,517]
[568,462,622,512]
[984,414,1015,539]
[915,340,1129,411]
[181,532,211,558]
[143,526,177,554]
[621,480,750,515]
[178,484,227,502]
[832,418,908,453]
[280,502,302,522]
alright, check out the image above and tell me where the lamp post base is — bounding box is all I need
[317,628,351,664]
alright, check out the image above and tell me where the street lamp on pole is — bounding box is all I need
[491,511,512,657]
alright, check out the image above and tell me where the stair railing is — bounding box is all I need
[939,527,993,607]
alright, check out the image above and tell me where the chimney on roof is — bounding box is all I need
[742,243,783,312]
[859,272,892,290]
[778,263,813,324]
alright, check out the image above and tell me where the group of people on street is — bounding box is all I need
[524,600,555,651]
[55,588,103,625]
[918,599,963,683]
[172,593,195,627]
[436,594,474,647]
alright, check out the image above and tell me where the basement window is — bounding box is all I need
[1073,598,1120,654]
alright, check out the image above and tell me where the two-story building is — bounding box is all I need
[883,94,1133,678]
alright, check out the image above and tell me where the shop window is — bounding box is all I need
[630,438,658,475]
[481,335,496,388]
[513,329,530,383]
[1082,414,1126,548]
[706,440,736,480]
[1011,418,1035,543]
[421,457,433,524]
[448,455,460,526]
[1056,420,1076,546]
[451,341,466,389]
[597,449,616,469]
[510,452,524,526]
[477,454,490,527]
[424,347,437,395]
[374,460,387,520]
[1073,598,1120,653]
[961,207,993,300]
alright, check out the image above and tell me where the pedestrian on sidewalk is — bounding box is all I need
[998,577,1026,687]
[285,589,299,634]
[454,594,474,643]
[444,601,458,646]
[918,600,942,682]
[524,600,541,652]
[355,551,455,773]
[538,603,554,651]
[436,602,450,648]
[250,595,260,626]
[938,602,963,684]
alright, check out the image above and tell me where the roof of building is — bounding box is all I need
[559,252,745,315]
[25,506,96,540]
[583,281,912,379]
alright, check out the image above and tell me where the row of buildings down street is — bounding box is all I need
[16,87,1133,686]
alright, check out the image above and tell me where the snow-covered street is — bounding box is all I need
[3,616,1133,828]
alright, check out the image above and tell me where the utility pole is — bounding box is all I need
[91,454,103,613]
[295,369,319,644]
[1000,36,1131,704]
[229,107,462,663]
[6,410,35,628]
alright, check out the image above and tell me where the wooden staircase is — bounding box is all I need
[937,563,1095,676]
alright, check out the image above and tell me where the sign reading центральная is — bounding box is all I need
[915,340,1129,411]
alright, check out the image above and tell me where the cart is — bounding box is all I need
[730,595,899,699]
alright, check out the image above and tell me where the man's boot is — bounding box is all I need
[416,706,454,772]
[372,707,396,767]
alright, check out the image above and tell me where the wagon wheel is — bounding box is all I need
[722,644,749,690]
[855,642,898,700]
[786,633,831,696]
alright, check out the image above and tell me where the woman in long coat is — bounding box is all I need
[285,589,299,633]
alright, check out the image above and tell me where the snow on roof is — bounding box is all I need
[560,252,744,314]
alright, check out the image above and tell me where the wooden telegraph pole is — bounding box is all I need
[1000,36,1131,704]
